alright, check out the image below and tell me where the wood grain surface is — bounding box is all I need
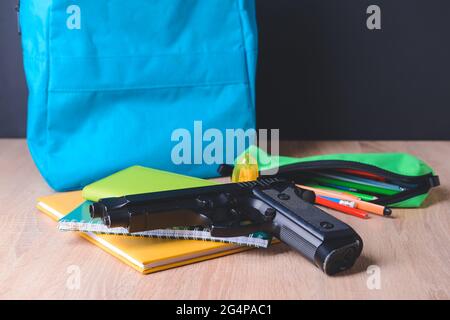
[0,140,448,300]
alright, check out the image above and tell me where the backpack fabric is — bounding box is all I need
[20,0,258,191]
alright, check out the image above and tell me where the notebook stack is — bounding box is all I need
[37,166,273,274]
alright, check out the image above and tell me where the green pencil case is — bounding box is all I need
[221,146,440,208]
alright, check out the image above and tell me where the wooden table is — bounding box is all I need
[0,140,448,300]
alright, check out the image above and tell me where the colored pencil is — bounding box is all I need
[320,196,356,208]
[311,176,399,196]
[354,200,392,216]
[297,184,359,201]
[308,184,378,201]
[315,196,369,219]
[299,184,391,217]
[337,169,386,181]
[317,172,405,192]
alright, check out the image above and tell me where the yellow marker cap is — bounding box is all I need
[231,153,259,183]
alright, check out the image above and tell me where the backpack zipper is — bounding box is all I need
[16,0,21,35]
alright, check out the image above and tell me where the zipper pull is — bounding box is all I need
[428,175,440,188]
[16,0,21,36]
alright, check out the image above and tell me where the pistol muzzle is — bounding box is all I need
[89,202,107,219]
[102,208,131,229]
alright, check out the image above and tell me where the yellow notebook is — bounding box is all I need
[37,191,252,274]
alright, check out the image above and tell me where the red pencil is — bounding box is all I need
[337,168,386,182]
[315,196,369,219]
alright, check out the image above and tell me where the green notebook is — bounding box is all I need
[82,166,219,202]
[58,166,272,248]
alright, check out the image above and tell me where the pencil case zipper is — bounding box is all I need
[261,160,440,206]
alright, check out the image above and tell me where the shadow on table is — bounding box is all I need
[247,242,376,276]
[335,255,376,277]
[421,185,448,209]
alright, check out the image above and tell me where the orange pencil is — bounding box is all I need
[354,200,392,216]
[297,184,359,201]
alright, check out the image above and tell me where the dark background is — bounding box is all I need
[1,0,449,139]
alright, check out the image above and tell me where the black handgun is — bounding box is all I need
[90,178,363,275]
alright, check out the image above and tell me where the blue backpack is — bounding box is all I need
[20,0,258,191]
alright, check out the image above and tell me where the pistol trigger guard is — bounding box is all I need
[210,220,273,238]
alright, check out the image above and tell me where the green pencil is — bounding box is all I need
[311,176,399,196]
